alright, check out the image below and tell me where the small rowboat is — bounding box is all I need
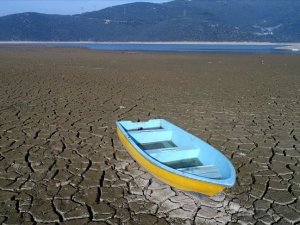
[116,119,236,196]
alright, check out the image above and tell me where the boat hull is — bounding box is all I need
[117,127,225,196]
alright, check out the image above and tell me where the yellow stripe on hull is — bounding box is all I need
[117,127,225,196]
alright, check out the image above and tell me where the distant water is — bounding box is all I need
[48,42,300,54]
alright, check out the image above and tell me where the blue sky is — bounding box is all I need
[0,0,170,16]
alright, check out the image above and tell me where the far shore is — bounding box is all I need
[1,41,300,46]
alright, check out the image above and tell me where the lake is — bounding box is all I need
[48,42,300,54]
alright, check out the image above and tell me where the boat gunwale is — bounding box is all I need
[116,119,236,187]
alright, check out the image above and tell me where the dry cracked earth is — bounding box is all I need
[0,46,299,225]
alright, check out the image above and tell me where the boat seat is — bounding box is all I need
[127,126,163,132]
[178,165,221,179]
[129,129,173,144]
[145,147,199,155]
[128,128,169,134]
[146,147,200,164]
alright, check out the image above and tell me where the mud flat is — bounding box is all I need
[0,45,299,224]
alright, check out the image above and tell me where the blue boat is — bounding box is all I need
[116,119,236,196]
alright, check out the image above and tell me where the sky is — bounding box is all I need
[0,0,171,16]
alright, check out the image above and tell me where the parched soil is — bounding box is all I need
[0,46,299,224]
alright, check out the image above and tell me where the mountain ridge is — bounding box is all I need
[0,0,299,42]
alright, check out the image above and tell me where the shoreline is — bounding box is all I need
[0,41,300,45]
[2,41,299,55]
[275,45,300,51]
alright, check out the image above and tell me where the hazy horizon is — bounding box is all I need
[0,0,170,17]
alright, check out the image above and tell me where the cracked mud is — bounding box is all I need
[0,46,299,224]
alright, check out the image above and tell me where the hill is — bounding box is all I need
[0,0,299,42]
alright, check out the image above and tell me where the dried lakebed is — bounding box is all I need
[0,46,299,224]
